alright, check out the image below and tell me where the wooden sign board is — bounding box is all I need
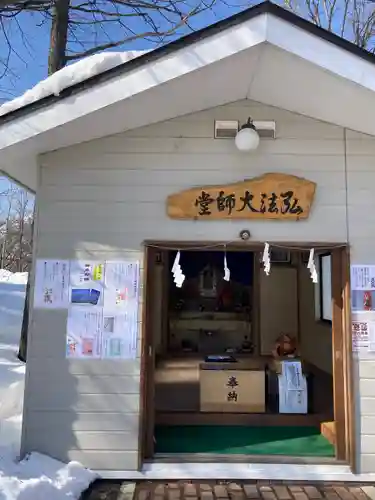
[167,173,316,220]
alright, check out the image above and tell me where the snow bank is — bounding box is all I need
[0,50,147,117]
[0,277,97,499]
[0,452,98,500]
[0,270,28,285]
[0,276,27,458]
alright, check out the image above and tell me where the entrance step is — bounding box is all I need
[321,421,336,446]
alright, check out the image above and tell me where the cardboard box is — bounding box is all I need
[199,364,265,413]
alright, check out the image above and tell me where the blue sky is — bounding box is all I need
[0,0,371,199]
[0,2,252,198]
[0,2,254,102]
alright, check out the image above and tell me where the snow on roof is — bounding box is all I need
[0,50,147,118]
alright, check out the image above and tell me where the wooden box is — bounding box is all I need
[199,359,266,413]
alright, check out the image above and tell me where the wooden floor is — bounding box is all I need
[154,356,333,427]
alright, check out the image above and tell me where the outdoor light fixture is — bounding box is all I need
[235,117,260,152]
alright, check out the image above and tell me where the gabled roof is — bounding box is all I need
[1,1,375,124]
[2,0,375,190]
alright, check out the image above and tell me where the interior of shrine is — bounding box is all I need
[149,248,335,459]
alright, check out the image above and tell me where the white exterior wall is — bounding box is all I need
[23,99,375,475]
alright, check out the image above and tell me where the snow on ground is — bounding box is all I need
[0,50,147,117]
[0,272,97,499]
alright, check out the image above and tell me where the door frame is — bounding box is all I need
[139,241,355,471]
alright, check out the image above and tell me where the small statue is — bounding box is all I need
[272,333,298,359]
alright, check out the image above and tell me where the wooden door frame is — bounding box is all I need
[139,241,356,471]
[331,247,356,470]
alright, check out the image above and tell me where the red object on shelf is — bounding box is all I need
[364,291,372,310]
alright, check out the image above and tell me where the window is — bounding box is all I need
[315,253,332,322]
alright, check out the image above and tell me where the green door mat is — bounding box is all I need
[154,425,335,457]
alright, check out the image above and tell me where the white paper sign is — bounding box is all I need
[352,319,369,351]
[34,259,70,309]
[102,311,138,359]
[66,259,140,359]
[278,374,307,414]
[351,265,375,290]
[102,260,140,360]
[282,360,303,391]
[69,260,105,307]
[104,261,139,310]
[66,307,103,358]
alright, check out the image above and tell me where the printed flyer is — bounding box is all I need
[69,260,105,307]
[34,259,70,309]
[352,319,369,351]
[101,310,138,359]
[65,259,140,360]
[351,265,375,312]
[66,307,103,358]
[104,261,139,310]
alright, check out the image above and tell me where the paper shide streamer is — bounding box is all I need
[223,250,230,282]
[172,251,185,288]
[307,248,318,283]
[262,242,271,276]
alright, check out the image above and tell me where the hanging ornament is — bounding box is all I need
[262,242,271,275]
[223,251,230,282]
[307,248,318,283]
[172,251,185,288]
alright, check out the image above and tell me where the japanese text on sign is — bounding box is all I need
[167,173,316,221]
[195,190,303,217]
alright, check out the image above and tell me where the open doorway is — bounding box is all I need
[141,244,352,464]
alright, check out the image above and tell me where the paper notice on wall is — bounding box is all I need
[34,259,70,309]
[66,259,140,359]
[66,307,103,358]
[352,320,370,351]
[102,260,140,360]
[101,310,138,359]
[103,261,139,310]
[69,260,105,307]
[350,265,375,312]
[351,265,375,290]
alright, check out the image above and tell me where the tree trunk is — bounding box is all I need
[48,0,71,74]
[18,0,71,361]
[18,218,34,362]
[18,277,30,362]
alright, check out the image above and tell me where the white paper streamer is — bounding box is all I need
[172,251,185,287]
[262,242,271,275]
[307,248,318,283]
[223,253,230,282]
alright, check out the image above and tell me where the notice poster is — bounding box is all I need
[34,259,70,309]
[102,260,140,360]
[65,259,140,359]
[66,307,103,358]
[351,265,375,312]
[351,266,375,290]
[69,260,105,307]
[101,310,138,359]
[352,319,370,351]
[104,261,139,310]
